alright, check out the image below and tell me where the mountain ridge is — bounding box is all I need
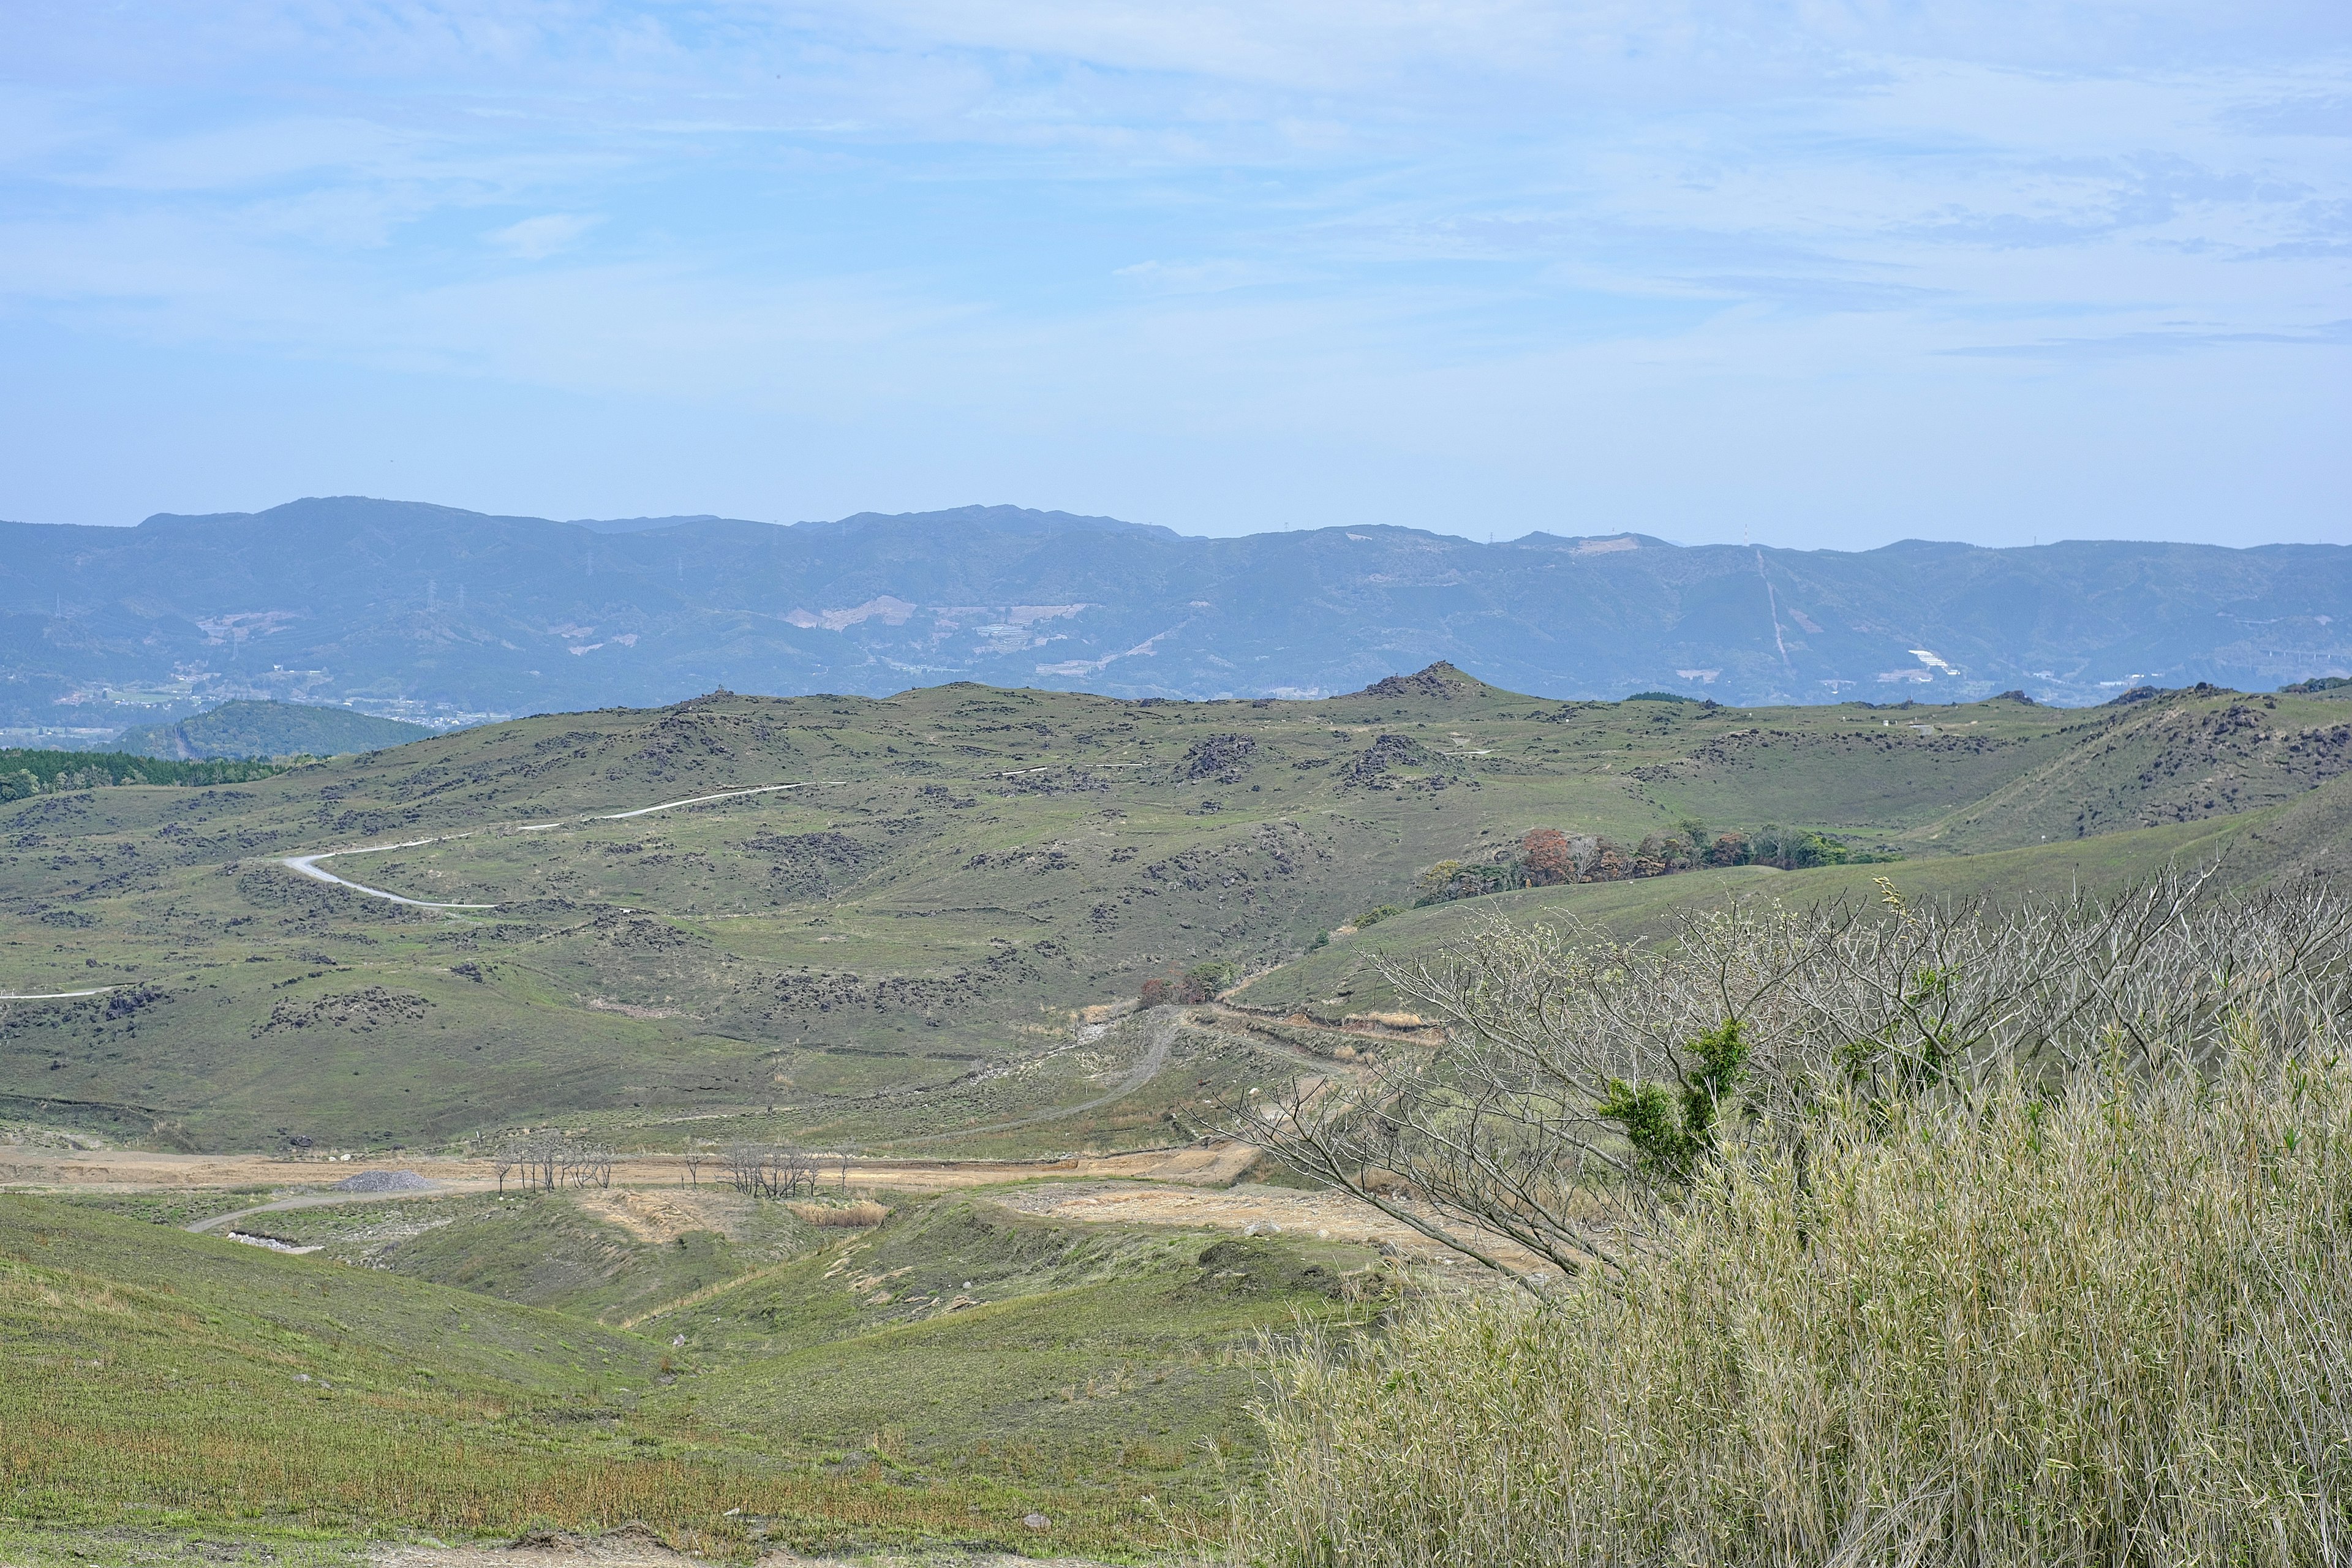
[2,496,2344,734]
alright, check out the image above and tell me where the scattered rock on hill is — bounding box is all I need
[261,986,434,1033]
[587,910,704,952]
[1344,732,1435,785]
[1181,733,1257,782]
[1357,661,1474,700]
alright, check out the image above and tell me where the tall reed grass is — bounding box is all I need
[1238,1042,2352,1566]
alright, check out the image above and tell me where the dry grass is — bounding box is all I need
[790,1200,890,1228]
[1237,1041,2352,1566]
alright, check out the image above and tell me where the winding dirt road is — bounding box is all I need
[6,778,1323,1194]
[888,1008,1182,1147]
[279,779,846,910]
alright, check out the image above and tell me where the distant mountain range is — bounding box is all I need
[1,495,2343,733]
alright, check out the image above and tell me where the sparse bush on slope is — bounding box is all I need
[1233,875,2352,1565]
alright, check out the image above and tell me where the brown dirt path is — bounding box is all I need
[0,1139,1258,1197]
[367,1529,1144,1567]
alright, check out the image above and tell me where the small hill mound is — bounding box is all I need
[1356,662,1479,700]
[116,699,432,760]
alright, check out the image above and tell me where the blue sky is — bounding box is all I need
[2,1,2346,547]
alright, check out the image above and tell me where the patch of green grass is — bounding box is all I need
[53,1186,285,1228]
[1,1186,1368,1557]
[641,1196,1375,1520]
[1236,812,2268,1017]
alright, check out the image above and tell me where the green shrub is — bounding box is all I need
[1595,1017,1749,1181]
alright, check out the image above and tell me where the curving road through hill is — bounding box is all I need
[277,779,843,909]
[254,777,1250,1142]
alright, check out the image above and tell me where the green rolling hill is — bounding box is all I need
[0,1183,1359,1556]
[2,665,2344,1155]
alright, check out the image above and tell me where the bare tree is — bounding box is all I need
[1224,866,2352,1291]
[492,1129,575,1191]
[723,1140,819,1198]
[529,1131,561,1190]
[556,1139,613,1189]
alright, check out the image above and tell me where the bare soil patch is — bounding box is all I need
[0,1139,1258,1199]
[368,1534,1130,1568]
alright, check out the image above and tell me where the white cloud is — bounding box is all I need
[0,0,2345,543]
[486,213,603,258]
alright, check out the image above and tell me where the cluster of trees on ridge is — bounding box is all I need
[1414,822,1898,908]
[0,746,289,799]
[1140,960,1238,1007]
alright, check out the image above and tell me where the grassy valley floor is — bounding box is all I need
[0,1147,1396,1562]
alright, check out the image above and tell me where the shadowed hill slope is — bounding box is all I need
[114,699,434,760]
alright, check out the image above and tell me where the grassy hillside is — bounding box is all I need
[1,1192,669,1544]
[1233,799,2310,1019]
[1,1183,1366,1556]
[2,667,2343,1153]
[115,700,434,761]
[230,1185,824,1324]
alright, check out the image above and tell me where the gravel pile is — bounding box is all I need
[334,1169,431,1193]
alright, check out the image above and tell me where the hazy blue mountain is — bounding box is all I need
[0,495,2342,729]
[113,699,435,759]
[567,513,760,534]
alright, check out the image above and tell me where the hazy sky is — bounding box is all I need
[2,2,2346,546]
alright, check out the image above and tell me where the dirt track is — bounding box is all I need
[0,1139,1259,1197]
[371,1539,1133,1568]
